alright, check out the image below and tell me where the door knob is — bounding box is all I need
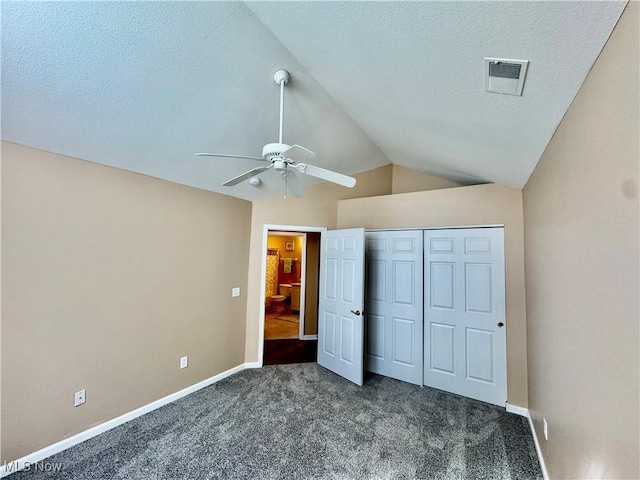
[497,322,504,328]
[350,310,361,316]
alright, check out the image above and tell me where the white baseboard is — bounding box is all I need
[505,403,549,480]
[301,335,318,340]
[0,363,254,478]
[526,411,550,480]
[505,402,529,417]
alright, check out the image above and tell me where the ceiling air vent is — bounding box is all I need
[484,58,529,96]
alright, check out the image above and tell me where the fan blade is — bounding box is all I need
[195,153,266,162]
[281,144,315,163]
[284,171,306,197]
[295,163,356,188]
[223,165,271,186]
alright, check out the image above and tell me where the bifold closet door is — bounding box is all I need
[423,228,506,406]
[364,231,423,385]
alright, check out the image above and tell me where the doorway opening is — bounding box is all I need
[259,225,326,366]
[264,232,304,340]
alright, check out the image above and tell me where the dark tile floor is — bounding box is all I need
[263,338,317,365]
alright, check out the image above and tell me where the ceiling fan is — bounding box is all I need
[195,69,356,197]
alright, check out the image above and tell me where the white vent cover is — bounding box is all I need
[484,58,529,96]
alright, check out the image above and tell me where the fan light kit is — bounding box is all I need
[196,69,356,197]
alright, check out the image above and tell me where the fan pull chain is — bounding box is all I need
[283,170,288,198]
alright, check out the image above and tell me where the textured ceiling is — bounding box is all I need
[1,1,627,201]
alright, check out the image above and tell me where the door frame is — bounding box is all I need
[258,224,327,365]
[265,230,308,339]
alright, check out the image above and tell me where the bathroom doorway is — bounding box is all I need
[264,232,305,340]
[260,225,325,365]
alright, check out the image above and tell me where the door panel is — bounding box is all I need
[430,323,455,374]
[366,314,385,358]
[424,228,506,406]
[317,228,365,385]
[342,259,356,302]
[364,231,423,385]
[367,260,385,301]
[340,316,355,363]
[392,317,414,364]
[466,328,494,382]
[465,263,493,313]
[322,312,336,355]
[393,262,415,305]
[431,262,455,309]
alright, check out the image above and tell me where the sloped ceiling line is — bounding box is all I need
[1,1,627,200]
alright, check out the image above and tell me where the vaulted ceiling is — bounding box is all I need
[1,1,627,201]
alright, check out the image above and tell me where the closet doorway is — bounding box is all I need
[317,226,507,406]
[260,225,325,365]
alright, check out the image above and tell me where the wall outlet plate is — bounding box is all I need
[232,287,241,297]
[74,389,86,407]
[543,418,548,440]
[180,356,188,369]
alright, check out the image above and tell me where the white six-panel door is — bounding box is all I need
[423,228,506,406]
[364,231,423,385]
[317,228,365,386]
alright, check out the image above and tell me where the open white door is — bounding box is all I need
[317,228,365,385]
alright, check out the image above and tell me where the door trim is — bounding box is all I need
[298,233,308,340]
[258,224,327,366]
[365,224,505,232]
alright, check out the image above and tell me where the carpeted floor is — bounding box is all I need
[8,364,542,479]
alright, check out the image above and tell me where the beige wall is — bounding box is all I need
[523,2,639,478]
[392,164,461,194]
[1,142,252,462]
[337,183,528,407]
[244,165,393,362]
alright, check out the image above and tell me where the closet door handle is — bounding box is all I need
[497,322,504,328]
[350,310,361,316]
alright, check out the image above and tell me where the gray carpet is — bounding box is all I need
[8,364,542,479]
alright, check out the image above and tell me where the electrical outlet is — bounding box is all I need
[232,287,241,297]
[74,389,86,407]
[180,356,188,369]
[543,418,548,440]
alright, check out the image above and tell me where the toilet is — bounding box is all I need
[270,294,286,313]
[268,285,292,314]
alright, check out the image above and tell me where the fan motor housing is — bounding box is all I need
[262,143,290,161]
